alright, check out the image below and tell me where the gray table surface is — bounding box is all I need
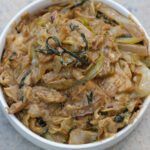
[0,0,150,150]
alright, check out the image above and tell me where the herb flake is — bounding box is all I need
[96,11,117,26]
[37,36,88,65]
[81,33,88,51]
[9,52,17,61]
[70,0,89,9]
[19,70,31,88]
[87,91,93,104]
[70,23,79,31]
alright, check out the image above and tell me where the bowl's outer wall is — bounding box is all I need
[0,0,150,150]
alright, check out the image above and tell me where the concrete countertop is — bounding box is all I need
[0,0,150,150]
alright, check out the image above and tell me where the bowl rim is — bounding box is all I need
[0,0,150,149]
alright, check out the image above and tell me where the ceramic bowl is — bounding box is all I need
[0,0,150,150]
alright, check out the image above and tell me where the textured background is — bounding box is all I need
[0,0,150,150]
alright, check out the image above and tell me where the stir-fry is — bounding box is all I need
[0,0,150,144]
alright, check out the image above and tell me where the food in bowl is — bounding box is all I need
[0,0,150,145]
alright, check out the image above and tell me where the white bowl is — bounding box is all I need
[0,0,150,150]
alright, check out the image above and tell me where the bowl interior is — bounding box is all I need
[0,0,150,149]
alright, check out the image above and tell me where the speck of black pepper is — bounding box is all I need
[15,27,21,33]
[60,103,65,109]
[114,115,124,123]
[19,95,24,102]
[134,107,140,112]
[36,117,47,127]
[101,111,108,116]
[50,16,55,23]
[123,108,128,113]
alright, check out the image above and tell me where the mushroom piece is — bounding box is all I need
[33,86,66,103]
